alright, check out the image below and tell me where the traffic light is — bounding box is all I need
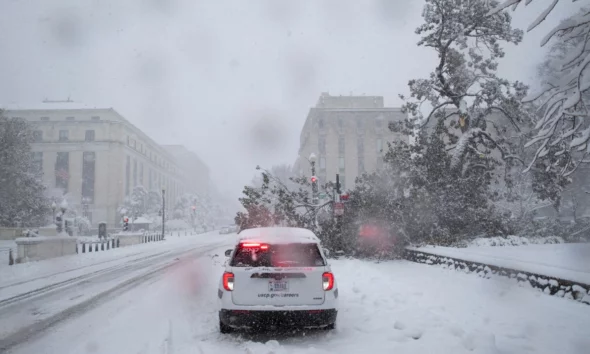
[123,217,129,231]
[311,176,317,183]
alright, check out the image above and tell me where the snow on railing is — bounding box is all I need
[405,249,590,305]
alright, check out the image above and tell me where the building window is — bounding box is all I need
[85,130,95,141]
[33,130,43,142]
[338,136,345,154]
[318,117,325,129]
[319,136,326,154]
[140,163,144,185]
[133,159,137,187]
[339,156,345,171]
[55,152,69,192]
[149,169,153,189]
[358,157,365,174]
[66,116,75,121]
[91,116,100,121]
[126,156,131,196]
[356,119,363,130]
[376,138,383,153]
[82,152,96,203]
[319,156,326,171]
[338,117,344,130]
[357,137,364,155]
[59,130,69,141]
[40,116,50,121]
[31,152,43,174]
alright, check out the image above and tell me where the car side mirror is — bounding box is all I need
[323,248,330,258]
[225,249,232,257]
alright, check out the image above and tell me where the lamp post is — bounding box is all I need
[309,153,318,204]
[51,201,57,224]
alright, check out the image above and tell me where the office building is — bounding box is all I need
[4,102,210,227]
[293,93,408,190]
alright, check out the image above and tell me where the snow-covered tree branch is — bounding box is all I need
[489,1,590,176]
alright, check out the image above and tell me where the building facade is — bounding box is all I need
[4,103,209,227]
[293,93,408,191]
[162,145,210,197]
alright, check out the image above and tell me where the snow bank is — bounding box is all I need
[407,243,590,285]
[468,235,564,247]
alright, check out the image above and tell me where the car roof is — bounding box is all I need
[237,227,320,245]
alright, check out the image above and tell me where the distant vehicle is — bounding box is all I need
[218,227,338,333]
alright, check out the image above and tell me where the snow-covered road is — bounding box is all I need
[2,234,589,354]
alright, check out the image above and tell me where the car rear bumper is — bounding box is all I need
[219,309,337,329]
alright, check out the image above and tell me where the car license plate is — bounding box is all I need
[268,280,288,292]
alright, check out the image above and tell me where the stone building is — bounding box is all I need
[293,93,408,191]
[4,102,210,227]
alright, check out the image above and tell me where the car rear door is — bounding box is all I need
[230,243,326,306]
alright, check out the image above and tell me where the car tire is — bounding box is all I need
[220,320,233,334]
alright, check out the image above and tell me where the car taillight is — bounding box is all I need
[240,242,269,250]
[223,272,234,291]
[322,272,334,291]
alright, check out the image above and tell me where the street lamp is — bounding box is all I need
[308,153,318,204]
[51,201,57,224]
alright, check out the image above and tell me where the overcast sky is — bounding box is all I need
[0,0,581,208]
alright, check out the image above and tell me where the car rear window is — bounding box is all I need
[230,243,325,267]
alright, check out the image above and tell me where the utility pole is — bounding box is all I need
[162,189,166,238]
[309,153,318,204]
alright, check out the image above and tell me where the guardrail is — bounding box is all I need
[404,249,590,306]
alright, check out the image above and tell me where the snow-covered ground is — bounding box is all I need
[409,243,590,285]
[2,237,588,354]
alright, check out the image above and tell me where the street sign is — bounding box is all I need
[319,193,327,199]
[334,202,344,216]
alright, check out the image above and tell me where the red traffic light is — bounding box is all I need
[191,206,196,210]
[311,176,317,183]
[123,217,129,222]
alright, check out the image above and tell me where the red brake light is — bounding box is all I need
[240,242,269,250]
[223,272,234,291]
[241,243,260,248]
[322,272,334,291]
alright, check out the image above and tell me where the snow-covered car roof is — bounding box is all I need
[237,227,320,245]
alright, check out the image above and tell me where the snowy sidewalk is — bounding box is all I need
[0,231,233,295]
[407,243,590,285]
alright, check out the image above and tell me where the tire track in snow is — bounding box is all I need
[0,243,226,352]
[0,251,170,308]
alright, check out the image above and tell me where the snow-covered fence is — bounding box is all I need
[141,232,164,243]
[77,238,119,253]
[404,249,590,306]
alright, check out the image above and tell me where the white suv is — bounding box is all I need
[217,227,338,333]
